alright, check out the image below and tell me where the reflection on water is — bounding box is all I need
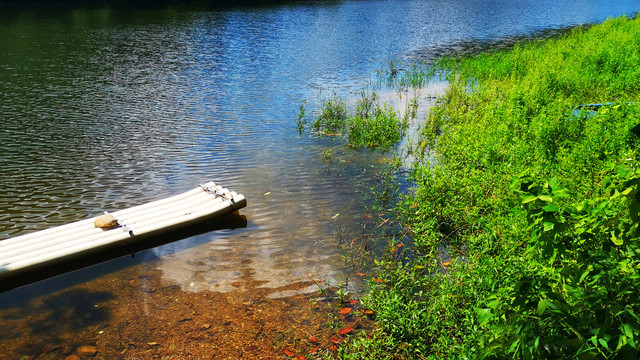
[1,0,639,357]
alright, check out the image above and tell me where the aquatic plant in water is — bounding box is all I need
[308,91,411,151]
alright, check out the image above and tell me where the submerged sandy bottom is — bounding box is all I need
[0,257,374,359]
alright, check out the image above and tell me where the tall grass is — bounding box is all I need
[342,16,640,359]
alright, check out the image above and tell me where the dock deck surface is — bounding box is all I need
[0,182,246,291]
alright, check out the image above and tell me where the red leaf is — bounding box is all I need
[340,307,352,315]
[349,299,359,304]
[396,243,403,247]
[330,337,344,344]
[284,348,295,356]
[338,326,354,335]
[308,336,318,343]
[355,272,366,276]
[307,347,319,354]
[373,278,383,283]
[329,345,338,351]
[296,356,306,360]
[362,309,375,315]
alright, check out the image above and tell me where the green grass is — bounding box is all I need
[339,16,640,359]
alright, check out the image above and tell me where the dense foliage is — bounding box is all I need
[342,16,640,359]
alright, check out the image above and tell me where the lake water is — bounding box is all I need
[1,0,639,358]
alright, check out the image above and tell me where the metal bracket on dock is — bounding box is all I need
[118,221,134,237]
[106,211,134,237]
[200,183,236,204]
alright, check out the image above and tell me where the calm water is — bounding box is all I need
[1,0,639,357]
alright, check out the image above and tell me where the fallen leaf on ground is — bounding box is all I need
[340,307,352,315]
[308,336,318,343]
[284,348,294,356]
[349,299,359,304]
[338,326,354,335]
[307,347,319,354]
[355,272,366,276]
[373,278,383,283]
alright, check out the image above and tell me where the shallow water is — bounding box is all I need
[1,0,639,358]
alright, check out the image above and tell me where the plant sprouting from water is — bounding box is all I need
[403,96,419,123]
[297,100,307,135]
[375,60,435,91]
[355,90,378,119]
[347,103,407,150]
[311,92,348,135]
[309,91,410,151]
[322,148,334,162]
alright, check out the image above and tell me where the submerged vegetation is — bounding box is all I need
[331,16,640,359]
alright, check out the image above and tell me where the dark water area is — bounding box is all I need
[1,0,639,358]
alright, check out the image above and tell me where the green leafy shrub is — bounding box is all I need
[480,166,640,359]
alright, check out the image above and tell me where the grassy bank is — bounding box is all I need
[342,16,640,359]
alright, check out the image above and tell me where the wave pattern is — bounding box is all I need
[1,0,639,293]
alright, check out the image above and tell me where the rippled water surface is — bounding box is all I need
[1,0,639,357]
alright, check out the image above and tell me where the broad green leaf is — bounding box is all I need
[538,195,553,202]
[487,299,501,309]
[475,308,492,326]
[623,323,634,338]
[579,269,591,283]
[542,204,559,212]
[611,232,623,246]
[522,195,537,204]
[537,299,549,315]
[611,189,621,200]
[622,187,634,196]
[617,334,626,350]
[543,222,555,232]
[598,338,609,351]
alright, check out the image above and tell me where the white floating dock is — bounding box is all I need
[0,182,246,290]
